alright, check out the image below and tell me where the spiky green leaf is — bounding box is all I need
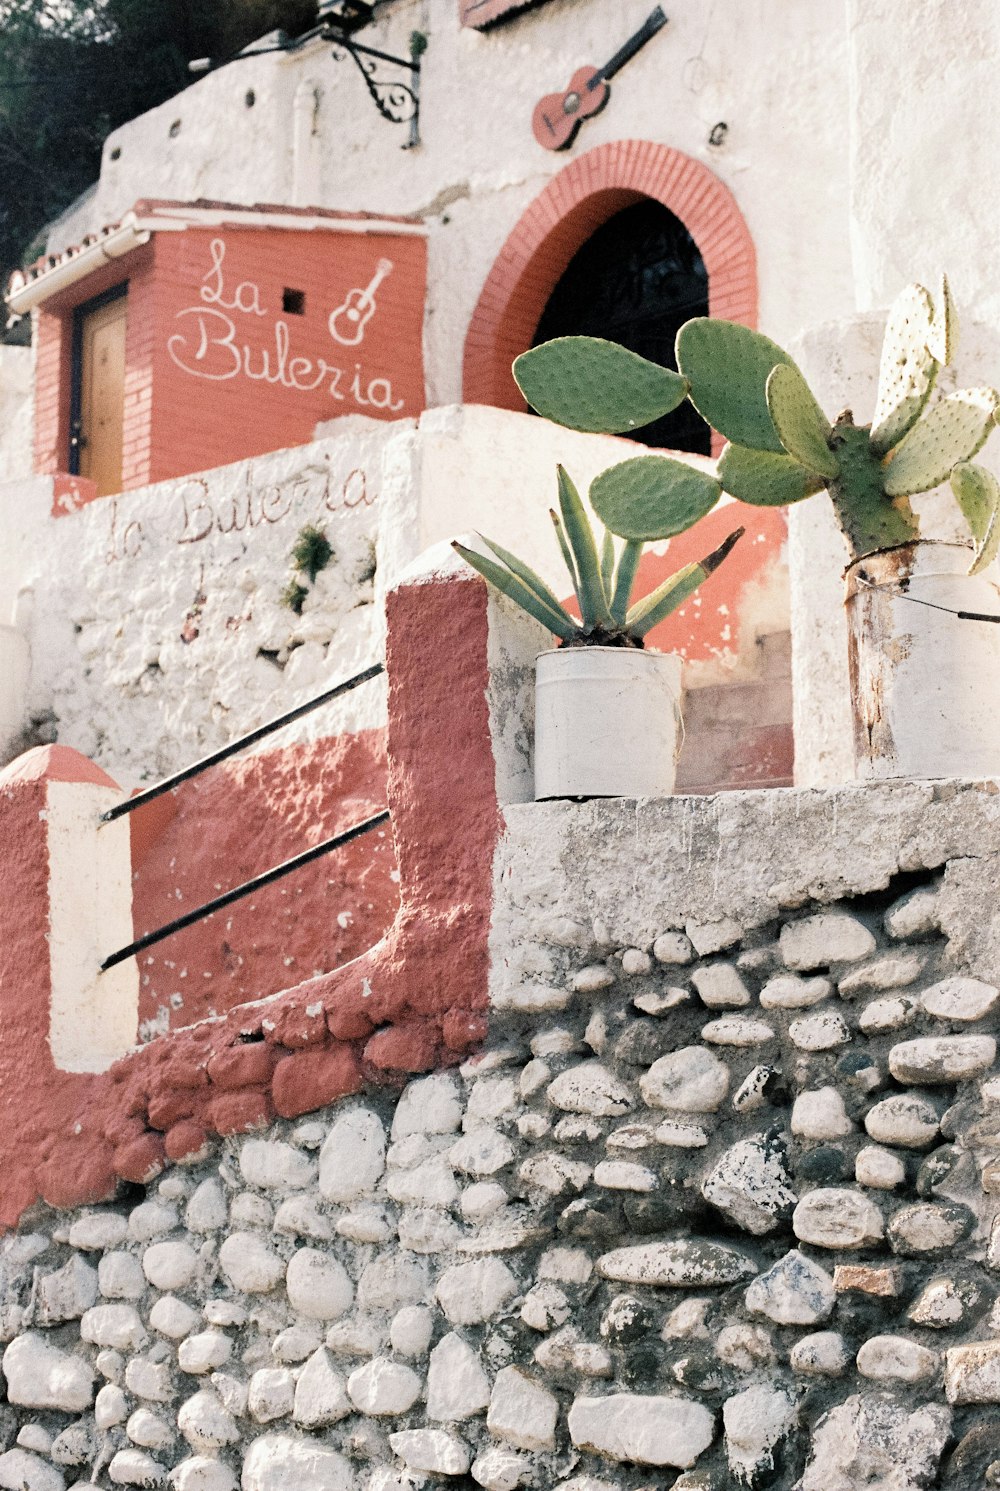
[480,534,578,625]
[951,461,1000,575]
[675,318,797,452]
[513,336,688,434]
[717,443,825,506]
[557,465,612,627]
[883,387,1000,496]
[610,539,642,625]
[600,528,615,597]
[589,455,721,541]
[765,363,838,478]
[452,541,577,639]
[625,528,743,638]
[549,509,579,597]
[870,283,938,456]
[928,272,959,366]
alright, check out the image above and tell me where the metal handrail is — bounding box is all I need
[100,663,384,823]
[100,809,390,972]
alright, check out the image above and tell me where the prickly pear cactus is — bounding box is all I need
[951,461,1000,575]
[589,455,722,540]
[513,336,688,434]
[676,319,795,452]
[681,280,1000,563]
[765,364,839,479]
[869,283,938,457]
[883,388,998,496]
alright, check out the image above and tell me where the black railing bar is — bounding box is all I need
[100,809,390,972]
[101,662,385,823]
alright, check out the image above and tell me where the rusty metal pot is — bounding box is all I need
[845,540,1000,780]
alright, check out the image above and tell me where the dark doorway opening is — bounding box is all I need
[531,199,711,454]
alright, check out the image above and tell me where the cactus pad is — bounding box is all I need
[828,421,919,557]
[870,283,938,456]
[513,337,688,434]
[950,461,1000,574]
[928,273,959,366]
[717,443,824,506]
[883,387,1000,496]
[590,455,722,540]
[675,319,797,453]
[765,363,839,478]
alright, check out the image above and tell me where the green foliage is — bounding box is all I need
[717,444,825,507]
[951,461,1000,575]
[675,319,796,453]
[882,388,998,496]
[869,283,938,455]
[454,466,743,648]
[280,578,309,615]
[691,278,1000,564]
[0,0,319,316]
[589,455,722,540]
[512,336,688,435]
[290,523,333,583]
[765,364,838,478]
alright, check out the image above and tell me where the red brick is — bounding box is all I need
[271,1045,363,1119]
[113,1131,167,1184]
[147,1088,199,1130]
[442,1008,488,1053]
[364,1021,440,1074]
[206,1043,278,1090]
[205,1087,273,1135]
[164,1121,209,1162]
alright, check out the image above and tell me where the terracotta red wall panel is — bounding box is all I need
[147,227,427,486]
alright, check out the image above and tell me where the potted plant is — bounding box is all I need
[672,278,1000,780]
[452,337,744,800]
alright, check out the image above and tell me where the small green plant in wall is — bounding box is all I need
[453,337,744,646]
[675,277,1000,571]
[281,524,334,614]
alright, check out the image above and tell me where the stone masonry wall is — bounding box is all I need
[3,863,1000,1489]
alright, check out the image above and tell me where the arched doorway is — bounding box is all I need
[530,198,710,453]
[462,140,757,453]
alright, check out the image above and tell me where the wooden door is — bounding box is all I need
[77,291,127,497]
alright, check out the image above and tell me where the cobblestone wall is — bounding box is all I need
[2,863,1000,1489]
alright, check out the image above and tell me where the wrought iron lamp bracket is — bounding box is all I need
[325,31,422,147]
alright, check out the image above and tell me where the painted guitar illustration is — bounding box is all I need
[328,258,393,346]
[532,7,667,152]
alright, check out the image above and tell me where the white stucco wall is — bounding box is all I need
[12,407,722,786]
[0,345,33,485]
[45,0,854,406]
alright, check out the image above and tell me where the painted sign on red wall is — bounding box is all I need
[149,225,427,482]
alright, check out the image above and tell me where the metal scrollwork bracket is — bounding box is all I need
[328,36,422,148]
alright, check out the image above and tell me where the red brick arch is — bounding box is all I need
[463,139,757,417]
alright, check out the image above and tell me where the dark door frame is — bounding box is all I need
[68,279,129,476]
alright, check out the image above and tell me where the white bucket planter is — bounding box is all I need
[534,646,682,800]
[845,540,1000,780]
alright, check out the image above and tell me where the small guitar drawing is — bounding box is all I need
[532,7,667,153]
[328,258,394,346]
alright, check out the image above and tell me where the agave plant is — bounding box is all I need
[453,337,745,646]
[674,277,1000,572]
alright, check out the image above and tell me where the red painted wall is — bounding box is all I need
[147,227,427,484]
[0,569,499,1227]
[131,732,398,1034]
[33,221,428,496]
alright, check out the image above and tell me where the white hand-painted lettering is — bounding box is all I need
[200,238,267,316]
[166,240,406,414]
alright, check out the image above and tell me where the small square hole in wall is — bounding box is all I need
[283,288,306,315]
